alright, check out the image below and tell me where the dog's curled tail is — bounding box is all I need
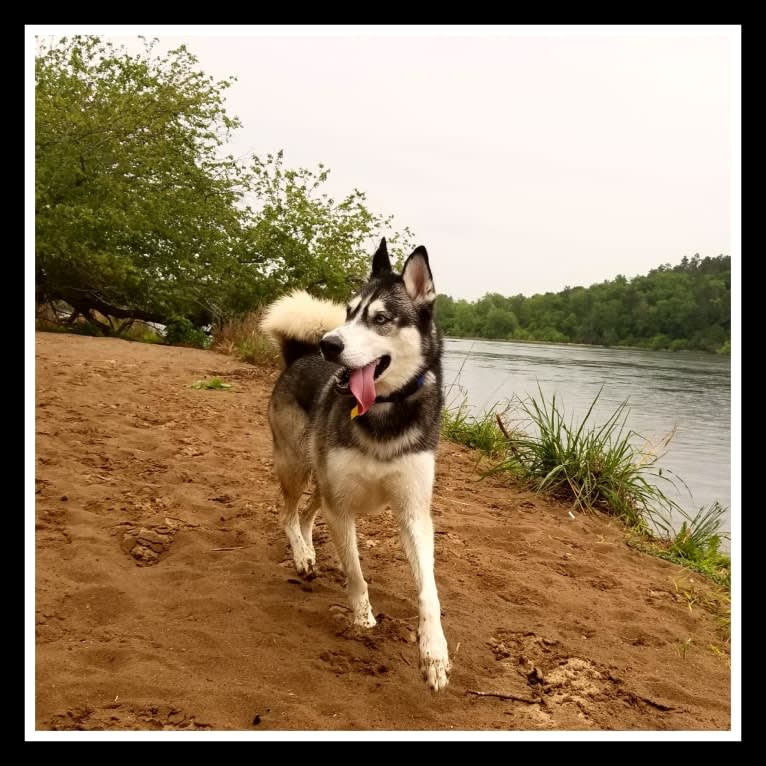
[260,289,346,366]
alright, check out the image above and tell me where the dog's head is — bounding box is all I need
[319,238,439,414]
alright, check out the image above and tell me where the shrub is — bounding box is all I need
[163,317,210,349]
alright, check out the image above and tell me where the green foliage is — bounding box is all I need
[35,36,413,336]
[643,502,731,588]
[440,385,730,588]
[487,386,683,536]
[245,153,415,305]
[163,317,210,348]
[435,255,731,353]
[441,400,507,456]
[189,377,231,390]
[35,36,249,331]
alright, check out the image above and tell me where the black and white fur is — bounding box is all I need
[260,239,450,691]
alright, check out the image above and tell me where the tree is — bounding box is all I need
[35,36,413,335]
[244,152,413,306]
[484,306,518,339]
[432,256,730,353]
[36,36,251,333]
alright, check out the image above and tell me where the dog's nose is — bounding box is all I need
[319,335,344,361]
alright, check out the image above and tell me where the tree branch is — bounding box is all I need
[466,689,541,704]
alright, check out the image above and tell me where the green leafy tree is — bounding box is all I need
[484,306,519,339]
[437,255,730,353]
[35,36,413,336]
[36,36,251,333]
[243,152,413,305]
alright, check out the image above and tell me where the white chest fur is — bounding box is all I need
[324,449,435,515]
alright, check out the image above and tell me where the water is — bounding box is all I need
[442,338,732,542]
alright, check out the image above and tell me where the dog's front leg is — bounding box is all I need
[395,455,450,692]
[323,506,377,628]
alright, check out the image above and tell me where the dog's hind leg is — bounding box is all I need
[274,457,316,580]
[299,488,321,564]
[323,507,376,628]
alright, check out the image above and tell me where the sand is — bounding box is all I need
[34,332,731,733]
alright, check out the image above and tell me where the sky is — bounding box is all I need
[31,25,738,301]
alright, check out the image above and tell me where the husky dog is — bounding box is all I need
[260,238,450,691]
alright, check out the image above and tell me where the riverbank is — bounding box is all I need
[34,332,732,732]
[441,337,732,542]
[442,334,731,356]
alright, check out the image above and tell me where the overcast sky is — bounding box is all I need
[31,26,738,301]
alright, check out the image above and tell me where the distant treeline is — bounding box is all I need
[435,254,731,354]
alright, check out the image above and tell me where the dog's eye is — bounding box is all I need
[374,314,390,325]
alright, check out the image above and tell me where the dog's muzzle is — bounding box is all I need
[319,335,344,363]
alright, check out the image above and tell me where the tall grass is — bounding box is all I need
[441,385,730,588]
[441,400,508,456]
[211,311,280,367]
[488,385,683,537]
[629,501,731,588]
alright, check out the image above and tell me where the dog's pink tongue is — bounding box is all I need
[349,362,377,416]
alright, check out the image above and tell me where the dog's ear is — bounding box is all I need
[371,237,392,277]
[402,246,436,305]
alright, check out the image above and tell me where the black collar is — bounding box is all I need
[374,372,427,404]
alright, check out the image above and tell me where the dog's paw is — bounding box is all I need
[419,629,450,691]
[294,555,317,580]
[352,603,377,628]
[420,653,451,692]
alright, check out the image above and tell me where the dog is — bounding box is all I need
[260,238,450,691]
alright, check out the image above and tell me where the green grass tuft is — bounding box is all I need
[486,384,684,538]
[442,384,730,590]
[441,400,507,457]
[628,502,731,588]
[189,378,232,390]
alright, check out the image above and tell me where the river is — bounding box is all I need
[441,338,732,542]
